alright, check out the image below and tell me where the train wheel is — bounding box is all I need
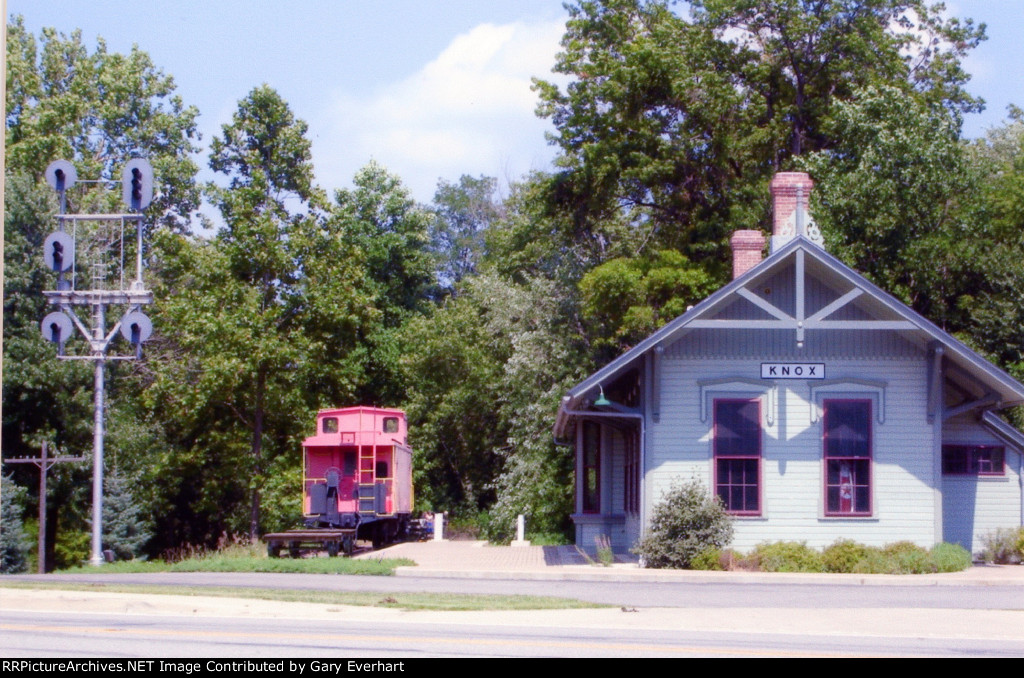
[288,541,301,559]
[326,541,340,558]
[267,543,281,558]
[342,536,354,555]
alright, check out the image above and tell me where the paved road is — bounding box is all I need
[10,570,1024,609]
[3,541,1022,657]
[3,596,1022,658]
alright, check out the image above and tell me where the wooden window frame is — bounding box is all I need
[942,445,1005,476]
[713,398,762,516]
[823,399,872,517]
[624,428,640,514]
[582,421,601,514]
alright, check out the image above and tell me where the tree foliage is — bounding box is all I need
[1,474,30,574]
[144,86,376,543]
[5,17,201,230]
[801,84,972,321]
[579,249,716,356]
[429,174,501,294]
[333,162,434,326]
[329,162,435,405]
[959,115,1024,394]
[534,0,985,266]
[102,470,154,561]
[401,272,589,537]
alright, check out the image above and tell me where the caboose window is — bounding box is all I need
[383,417,399,433]
[322,417,338,433]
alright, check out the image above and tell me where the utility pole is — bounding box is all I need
[4,443,86,573]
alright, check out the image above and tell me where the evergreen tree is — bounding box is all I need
[101,470,153,561]
[1,473,30,574]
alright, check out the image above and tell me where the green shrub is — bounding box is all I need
[632,478,733,569]
[881,541,932,574]
[929,542,972,572]
[848,548,888,573]
[830,541,971,574]
[691,547,724,570]
[750,541,825,572]
[981,527,1024,564]
[822,539,872,573]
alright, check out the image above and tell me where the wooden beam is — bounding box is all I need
[807,288,863,323]
[736,287,794,321]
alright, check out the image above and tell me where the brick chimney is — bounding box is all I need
[730,229,766,280]
[770,172,822,252]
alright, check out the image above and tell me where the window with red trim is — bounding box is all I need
[714,399,761,515]
[582,421,600,513]
[942,445,1004,476]
[823,399,872,516]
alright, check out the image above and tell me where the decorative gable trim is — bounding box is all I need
[699,378,778,427]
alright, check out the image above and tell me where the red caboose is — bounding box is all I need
[265,406,413,557]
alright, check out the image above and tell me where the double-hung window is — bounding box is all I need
[823,399,872,516]
[714,399,761,515]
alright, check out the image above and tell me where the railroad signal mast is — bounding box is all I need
[40,159,155,567]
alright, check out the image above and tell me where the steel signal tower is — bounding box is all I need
[40,159,155,566]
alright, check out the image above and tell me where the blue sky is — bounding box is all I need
[9,1,1023,205]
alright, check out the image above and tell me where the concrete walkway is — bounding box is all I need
[366,539,1024,585]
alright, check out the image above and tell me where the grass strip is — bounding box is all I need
[56,555,417,576]
[0,580,605,611]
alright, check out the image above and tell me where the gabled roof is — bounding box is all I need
[556,236,1024,435]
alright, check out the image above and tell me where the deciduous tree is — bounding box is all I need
[534,0,985,265]
[147,86,375,541]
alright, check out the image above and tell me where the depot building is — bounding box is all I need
[554,172,1024,555]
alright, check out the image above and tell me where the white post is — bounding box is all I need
[511,514,529,547]
[432,512,443,541]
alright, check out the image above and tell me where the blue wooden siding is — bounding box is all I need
[942,416,1024,554]
[646,353,939,550]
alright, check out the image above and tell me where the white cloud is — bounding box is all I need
[313,19,567,202]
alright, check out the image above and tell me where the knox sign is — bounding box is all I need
[760,363,825,379]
